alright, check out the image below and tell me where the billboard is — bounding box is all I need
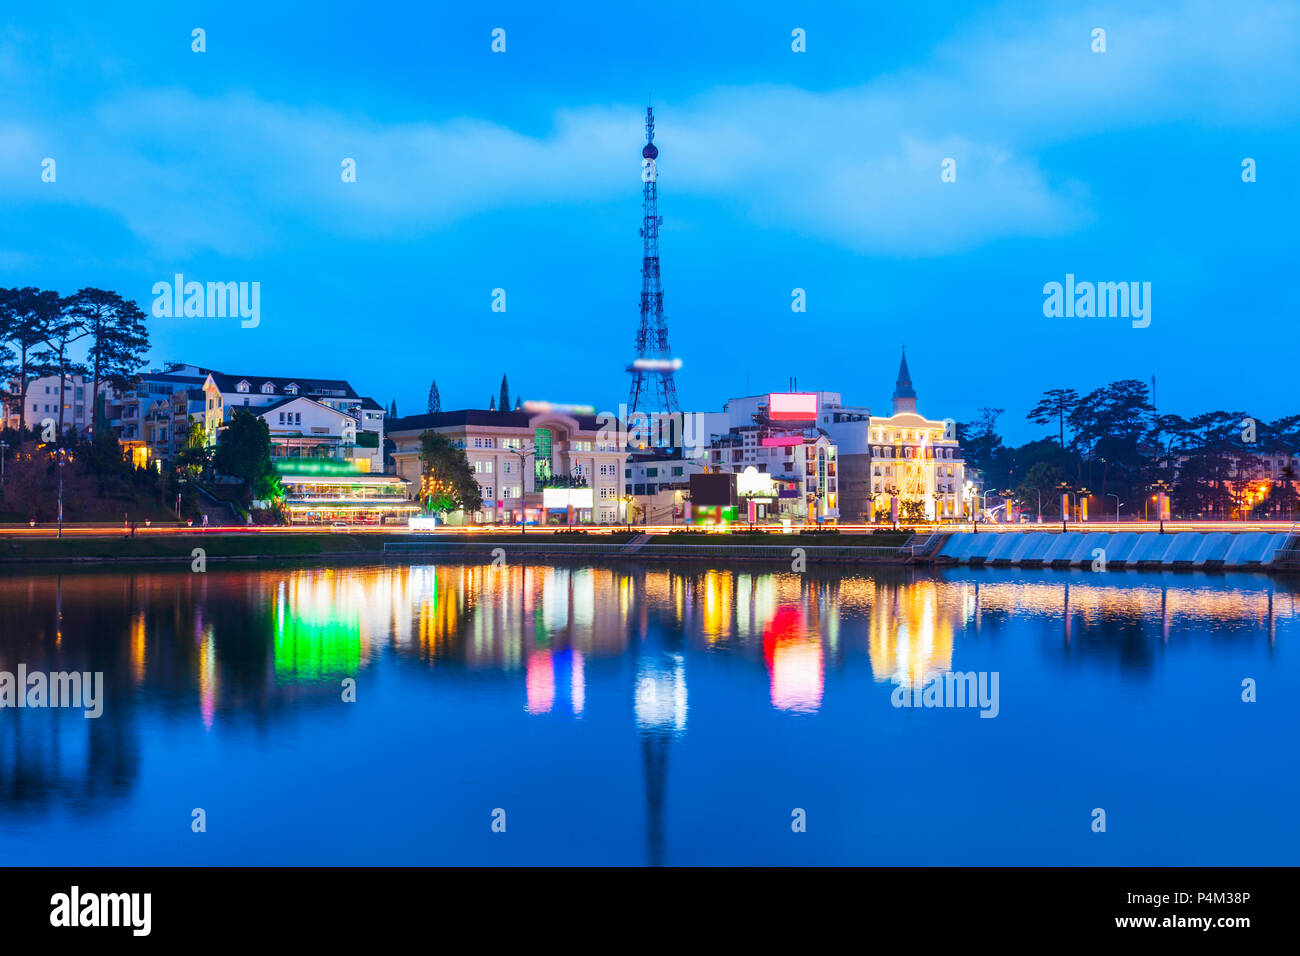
[767,392,818,422]
[761,434,805,448]
[543,487,594,509]
[689,473,736,507]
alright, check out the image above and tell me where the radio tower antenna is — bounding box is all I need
[627,101,681,422]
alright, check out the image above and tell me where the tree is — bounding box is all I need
[1026,388,1080,447]
[212,409,281,499]
[41,294,94,437]
[489,396,496,411]
[389,399,397,418]
[65,288,150,433]
[0,287,60,441]
[427,380,441,414]
[499,375,510,412]
[418,431,482,516]
[173,417,210,480]
[1014,461,1067,517]
[957,407,1005,483]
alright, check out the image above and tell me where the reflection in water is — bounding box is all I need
[1,564,1296,848]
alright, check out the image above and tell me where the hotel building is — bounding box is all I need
[864,352,966,520]
[387,407,627,525]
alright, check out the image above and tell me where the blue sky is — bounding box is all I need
[1,0,1296,441]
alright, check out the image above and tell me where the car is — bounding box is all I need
[330,522,349,532]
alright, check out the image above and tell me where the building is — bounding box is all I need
[699,392,840,524]
[624,451,705,523]
[201,371,385,473]
[387,408,627,525]
[3,374,96,437]
[103,365,211,467]
[864,351,967,520]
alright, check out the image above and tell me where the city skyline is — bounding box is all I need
[1,1,1296,443]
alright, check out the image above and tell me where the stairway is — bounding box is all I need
[620,533,652,554]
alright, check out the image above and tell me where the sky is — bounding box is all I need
[1,0,1296,443]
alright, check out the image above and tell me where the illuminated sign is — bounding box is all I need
[761,434,805,448]
[767,392,817,422]
[542,487,594,509]
[737,465,775,498]
[274,459,366,477]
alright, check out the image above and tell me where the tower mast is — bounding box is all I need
[627,103,681,421]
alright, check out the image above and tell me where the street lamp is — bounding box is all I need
[0,440,8,489]
[1107,493,1121,524]
[1152,479,1171,533]
[505,443,534,533]
[56,446,67,539]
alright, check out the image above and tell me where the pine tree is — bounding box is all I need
[427,379,441,414]
[389,399,397,417]
[489,396,496,411]
[499,375,510,412]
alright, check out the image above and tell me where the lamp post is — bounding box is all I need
[505,443,534,533]
[0,440,8,489]
[1107,492,1121,524]
[1152,479,1171,533]
[56,446,67,539]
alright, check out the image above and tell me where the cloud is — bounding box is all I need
[0,0,1293,258]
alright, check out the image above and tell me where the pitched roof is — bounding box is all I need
[252,395,350,418]
[206,371,360,399]
[388,408,605,433]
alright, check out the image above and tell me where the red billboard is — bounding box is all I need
[761,434,805,447]
[767,392,817,422]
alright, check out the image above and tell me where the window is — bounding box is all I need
[646,467,658,477]
[285,384,299,395]
[295,412,301,426]
[482,485,494,498]
[262,382,276,394]
[672,466,683,476]
[533,428,552,479]
[237,381,250,393]
[279,412,286,424]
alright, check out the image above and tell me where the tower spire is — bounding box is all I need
[892,347,917,415]
[626,103,680,425]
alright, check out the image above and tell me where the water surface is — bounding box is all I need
[1,562,1296,865]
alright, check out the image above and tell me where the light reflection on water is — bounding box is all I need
[0,563,1296,865]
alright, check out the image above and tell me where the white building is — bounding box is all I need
[3,374,96,437]
[202,371,385,472]
[864,351,967,520]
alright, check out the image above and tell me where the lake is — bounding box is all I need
[1,562,1296,865]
